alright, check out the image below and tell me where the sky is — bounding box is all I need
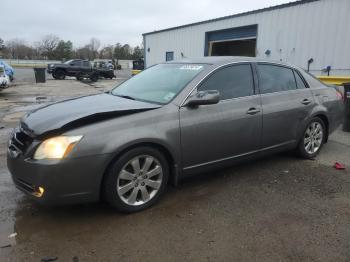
[2,0,292,48]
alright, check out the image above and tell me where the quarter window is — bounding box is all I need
[198,64,254,100]
[258,64,297,94]
[294,71,307,89]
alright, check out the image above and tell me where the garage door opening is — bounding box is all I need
[204,25,258,57]
[209,38,256,57]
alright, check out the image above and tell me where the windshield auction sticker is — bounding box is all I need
[179,65,203,71]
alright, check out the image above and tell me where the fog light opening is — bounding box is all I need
[33,186,45,198]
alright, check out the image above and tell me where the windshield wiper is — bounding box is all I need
[115,94,135,100]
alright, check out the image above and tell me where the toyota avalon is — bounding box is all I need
[7,57,344,212]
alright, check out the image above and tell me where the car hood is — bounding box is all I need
[21,93,161,137]
[49,63,66,67]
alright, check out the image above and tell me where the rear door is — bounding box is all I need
[257,63,315,149]
[180,63,262,172]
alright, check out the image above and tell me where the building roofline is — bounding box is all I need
[143,0,320,36]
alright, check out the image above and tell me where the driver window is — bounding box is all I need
[198,64,254,100]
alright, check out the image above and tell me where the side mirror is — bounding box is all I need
[184,90,220,107]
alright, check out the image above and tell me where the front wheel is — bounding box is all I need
[103,147,169,213]
[298,117,326,159]
[53,69,65,80]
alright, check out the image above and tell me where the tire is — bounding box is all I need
[89,73,99,82]
[54,69,66,80]
[103,147,169,213]
[76,73,84,81]
[297,117,326,159]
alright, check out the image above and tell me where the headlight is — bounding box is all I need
[33,136,83,160]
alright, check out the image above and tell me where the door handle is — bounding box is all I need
[301,99,311,105]
[246,107,261,115]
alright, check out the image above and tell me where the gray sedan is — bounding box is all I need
[7,57,344,212]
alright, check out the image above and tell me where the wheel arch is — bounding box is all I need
[297,111,330,145]
[313,113,329,142]
[54,67,66,73]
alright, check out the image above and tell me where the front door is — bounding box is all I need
[180,63,262,172]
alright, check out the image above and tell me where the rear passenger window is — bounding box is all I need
[198,64,254,100]
[294,71,307,89]
[83,61,90,67]
[72,61,82,66]
[258,64,297,94]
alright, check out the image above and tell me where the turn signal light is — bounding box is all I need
[33,186,45,198]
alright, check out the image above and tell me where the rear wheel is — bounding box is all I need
[76,73,84,81]
[104,147,169,213]
[54,69,65,80]
[89,73,99,82]
[298,117,326,159]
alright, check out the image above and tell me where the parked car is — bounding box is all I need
[93,61,116,79]
[47,59,98,80]
[0,65,10,89]
[7,57,344,213]
[0,60,14,81]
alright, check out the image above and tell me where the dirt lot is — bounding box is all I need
[0,71,350,262]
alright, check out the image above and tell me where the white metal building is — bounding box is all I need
[143,0,350,75]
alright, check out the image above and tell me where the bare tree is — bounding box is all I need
[87,37,101,59]
[99,45,114,59]
[4,38,34,59]
[40,34,60,59]
[89,38,101,52]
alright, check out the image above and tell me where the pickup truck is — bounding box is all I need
[47,59,92,79]
[47,59,115,81]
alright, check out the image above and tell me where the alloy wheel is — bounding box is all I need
[304,122,323,155]
[117,155,163,206]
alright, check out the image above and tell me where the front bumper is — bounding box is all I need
[47,68,54,74]
[7,150,112,205]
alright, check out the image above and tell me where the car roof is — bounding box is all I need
[166,56,294,68]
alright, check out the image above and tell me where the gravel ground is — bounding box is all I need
[0,73,349,262]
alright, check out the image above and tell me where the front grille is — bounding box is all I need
[9,127,34,154]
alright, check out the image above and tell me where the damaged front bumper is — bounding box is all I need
[7,146,111,205]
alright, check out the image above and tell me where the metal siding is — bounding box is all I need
[145,0,350,75]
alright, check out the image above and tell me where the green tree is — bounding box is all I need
[0,38,4,49]
[132,46,143,60]
[113,43,123,59]
[113,43,133,59]
[54,40,73,60]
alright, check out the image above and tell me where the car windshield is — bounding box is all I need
[111,63,207,104]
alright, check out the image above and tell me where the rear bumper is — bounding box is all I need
[329,102,345,134]
[7,151,112,205]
